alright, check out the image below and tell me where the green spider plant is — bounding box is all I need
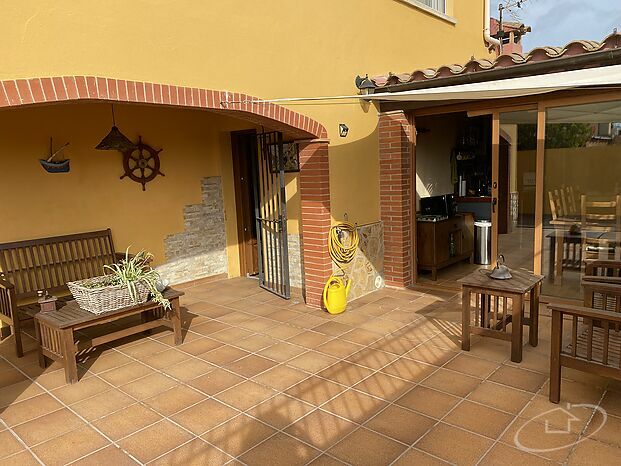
[103,249,171,310]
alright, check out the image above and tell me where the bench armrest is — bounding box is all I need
[549,303,621,323]
[0,278,16,322]
[0,277,14,290]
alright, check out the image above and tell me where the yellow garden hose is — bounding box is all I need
[328,222,359,265]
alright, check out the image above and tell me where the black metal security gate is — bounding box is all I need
[253,131,290,299]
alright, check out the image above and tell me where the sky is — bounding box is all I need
[494,0,621,50]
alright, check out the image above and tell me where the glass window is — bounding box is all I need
[419,0,446,13]
[541,100,621,299]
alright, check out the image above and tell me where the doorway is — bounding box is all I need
[231,130,259,277]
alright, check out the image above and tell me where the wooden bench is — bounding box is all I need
[0,229,126,357]
[549,276,621,403]
[36,289,184,384]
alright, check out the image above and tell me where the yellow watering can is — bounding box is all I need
[323,275,351,315]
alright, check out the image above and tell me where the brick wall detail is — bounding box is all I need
[298,141,331,308]
[379,110,414,288]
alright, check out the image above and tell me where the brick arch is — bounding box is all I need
[0,76,327,139]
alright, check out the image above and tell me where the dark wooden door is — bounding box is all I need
[231,131,259,276]
[498,137,511,235]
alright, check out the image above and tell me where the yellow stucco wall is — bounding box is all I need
[0,0,491,288]
[0,103,255,276]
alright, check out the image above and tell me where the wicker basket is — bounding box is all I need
[68,276,150,314]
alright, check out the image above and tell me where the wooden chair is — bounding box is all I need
[549,275,621,403]
[581,194,621,261]
[0,230,124,357]
[548,187,580,227]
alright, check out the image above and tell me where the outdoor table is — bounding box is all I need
[459,269,543,363]
[35,288,184,384]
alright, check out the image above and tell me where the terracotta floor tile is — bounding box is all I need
[0,430,24,459]
[72,445,139,465]
[285,376,347,406]
[199,345,250,365]
[0,393,63,426]
[234,334,276,352]
[381,358,437,382]
[340,328,382,346]
[346,348,398,370]
[307,454,348,466]
[202,414,276,456]
[78,351,133,374]
[258,341,306,362]
[160,357,214,381]
[520,395,594,434]
[500,417,576,462]
[51,376,111,404]
[392,448,452,465]
[239,432,320,466]
[118,419,194,464]
[92,403,162,441]
[71,389,135,421]
[287,331,334,349]
[191,320,231,336]
[211,327,255,344]
[0,380,43,409]
[444,401,514,439]
[225,354,277,378]
[141,348,189,369]
[422,369,481,397]
[312,321,353,337]
[119,339,169,358]
[444,353,500,378]
[396,385,460,419]
[151,438,233,465]
[467,380,533,414]
[246,394,315,429]
[0,451,39,466]
[370,336,420,356]
[489,366,547,393]
[175,336,223,356]
[479,442,553,466]
[600,390,621,417]
[12,408,86,446]
[567,437,621,465]
[405,343,458,366]
[189,368,245,395]
[215,380,276,411]
[582,408,621,448]
[285,409,357,450]
[542,378,606,405]
[143,385,205,416]
[119,372,177,400]
[32,424,109,466]
[417,423,493,466]
[0,368,27,389]
[328,427,407,466]
[287,351,338,373]
[365,405,436,444]
[353,371,414,401]
[252,364,309,391]
[261,323,304,340]
[322,389,388,424]
[317,361,374,387]
[316,339,363,359]
[172,398,238,435]
[98,361,153,386]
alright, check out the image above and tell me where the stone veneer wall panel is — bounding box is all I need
[157,176,228,284]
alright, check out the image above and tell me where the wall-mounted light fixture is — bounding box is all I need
[355,75,375,96]
[339,124,349,138]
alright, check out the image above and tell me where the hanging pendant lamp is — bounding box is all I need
[95,105,136,151]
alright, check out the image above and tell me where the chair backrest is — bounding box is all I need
[549,186,579,221]
[0,230,116,299]
[585,260,621,278]
[581,194,621,226]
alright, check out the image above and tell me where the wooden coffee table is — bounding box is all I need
[35,289,184,384]
[459,270,543,363]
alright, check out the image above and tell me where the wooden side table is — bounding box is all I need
[459,270,543,363]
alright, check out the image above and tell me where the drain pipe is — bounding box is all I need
[484,0,501,51]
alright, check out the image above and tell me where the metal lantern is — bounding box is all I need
[95,105,136,151]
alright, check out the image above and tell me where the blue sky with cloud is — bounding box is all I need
[494,0,621,50]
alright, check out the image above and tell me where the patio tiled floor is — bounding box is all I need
[1,277,621,465]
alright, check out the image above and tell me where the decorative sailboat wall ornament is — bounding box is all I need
[95,104,136,151]
[39,138,70,173]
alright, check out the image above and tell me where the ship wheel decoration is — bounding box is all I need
[120,137,164,191]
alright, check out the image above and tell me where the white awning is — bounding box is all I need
[365,64,621,102]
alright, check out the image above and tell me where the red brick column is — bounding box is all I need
[379,110,414,288]
[299,140,332,308]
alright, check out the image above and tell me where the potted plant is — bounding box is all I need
[68,249,170,314]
